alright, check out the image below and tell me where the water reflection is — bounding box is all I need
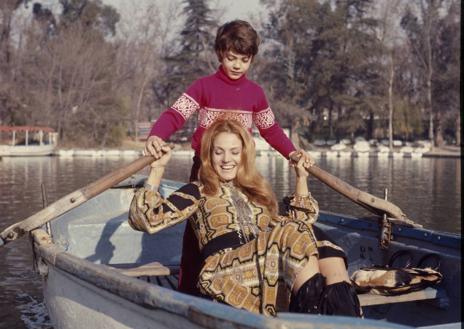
[0,154,460,235]
[0,154,460,328]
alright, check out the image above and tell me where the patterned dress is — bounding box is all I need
[129,182,320,316]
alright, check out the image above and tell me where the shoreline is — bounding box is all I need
[3,138,455,159]
[49,144,461,159]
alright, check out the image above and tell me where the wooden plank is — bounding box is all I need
[112,262,180,277]
[113,261,439,308]
[359,287,438,306]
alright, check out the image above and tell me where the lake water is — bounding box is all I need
[0,153,460,328]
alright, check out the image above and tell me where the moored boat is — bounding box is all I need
[30,177,461,329]
[0,126,58,156]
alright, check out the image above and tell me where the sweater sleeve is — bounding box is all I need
[149,80,203,139]
[252,87,296,158]
[128,183,201,234]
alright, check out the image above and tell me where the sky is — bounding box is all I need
[17,0,268,40]
[211,0,265,21]
[108,0,268,34]
[105,0,266,21]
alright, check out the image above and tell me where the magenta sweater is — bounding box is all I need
[149,66,296,158]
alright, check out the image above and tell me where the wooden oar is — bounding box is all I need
[290,154,420,227]
[0,155,155,247]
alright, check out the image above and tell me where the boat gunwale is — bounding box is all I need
[33,180,459,328]
[317,210,461,250]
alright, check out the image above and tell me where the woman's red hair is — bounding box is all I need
[199,120,278,216]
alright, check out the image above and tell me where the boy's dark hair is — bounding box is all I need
[215,20,260,61]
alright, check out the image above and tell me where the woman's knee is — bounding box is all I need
[318,257,350,285]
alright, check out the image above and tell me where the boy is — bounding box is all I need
[144,20,310,295]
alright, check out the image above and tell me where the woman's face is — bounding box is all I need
[212,132,243,182]
[221,50,252,80]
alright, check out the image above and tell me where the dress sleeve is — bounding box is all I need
[268,215,286,228]
[128,183,201,234]
[149,80,203,140]
[284,194,319,224]
[252,86,296,158]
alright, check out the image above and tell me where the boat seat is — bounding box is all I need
[358,287,439,306]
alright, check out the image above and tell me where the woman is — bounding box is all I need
[144,20,311,296]
[129,120,361,317]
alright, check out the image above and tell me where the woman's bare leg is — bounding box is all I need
[292,255,320,294]
[318,257,350,285]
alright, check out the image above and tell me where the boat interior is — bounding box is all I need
[47,177,461,329]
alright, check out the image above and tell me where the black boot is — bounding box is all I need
[289,273,326,314]
[319,281,363,317]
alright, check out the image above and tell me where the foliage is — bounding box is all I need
[400,0,460,146]
[392,99,423,140]
[153,0,216,97]
[0,0,127,146]
[152,0,217,132]
[59,0,120,37]
[258,0,384,141]
[0,0,460,147]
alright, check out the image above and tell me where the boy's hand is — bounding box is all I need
[145,135,166,159]
[289,150,314,177]
[150,145,172,168]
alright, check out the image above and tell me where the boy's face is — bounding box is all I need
[221,50,252,80]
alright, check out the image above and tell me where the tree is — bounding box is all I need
[400,0,454,147]
[257,0,320,144]
[430,0,460,145]
[58,0,120,37]
[114,1,179,141]
[0,0,31,69]
[1,0,130,146]
[260,0,382,141]
[374,0,405,149]
[0,0,32,123]
[152,0,217,133]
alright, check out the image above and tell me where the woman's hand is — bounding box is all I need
[290,150,314,178]
[150,145,172,168]
[145,135,166,159]
[145,145,172,189]
[291,150,314,197]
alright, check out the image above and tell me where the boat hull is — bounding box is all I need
[32,179,460,329]
[39,247,412,329]
[0,144,56,156]
[44,267,205,329]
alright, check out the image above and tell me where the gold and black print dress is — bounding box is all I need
[129,182,320,316]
